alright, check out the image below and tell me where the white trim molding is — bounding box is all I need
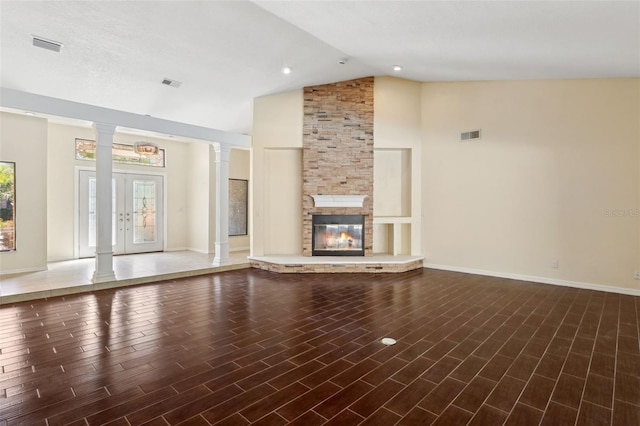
[424,263,640,297]
[0,266,48,275]
[311,195,367,208]
[0,87,250,148]
[230,246,250,252]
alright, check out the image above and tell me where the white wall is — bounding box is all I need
[0,112,48,273]
[47,123,190,260]
[422,79,640,292]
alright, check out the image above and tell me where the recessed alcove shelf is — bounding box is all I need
[311,195,367,208]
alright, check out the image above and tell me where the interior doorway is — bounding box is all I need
[78,170,164,258]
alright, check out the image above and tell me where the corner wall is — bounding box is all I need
[0,112,48,273]
[421,79,640,292]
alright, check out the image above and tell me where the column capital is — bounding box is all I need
[214,144,232,161]
[92,122,117,137]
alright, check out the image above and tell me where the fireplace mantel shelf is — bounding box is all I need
[311,195,367,208]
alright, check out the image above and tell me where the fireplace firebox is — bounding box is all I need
[312,215,364,256]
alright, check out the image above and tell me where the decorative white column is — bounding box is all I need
[92,122,117,283]
[213,145,231,266]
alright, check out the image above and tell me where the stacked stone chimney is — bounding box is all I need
[302,77,374,256]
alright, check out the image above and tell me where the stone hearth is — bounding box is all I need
[249,255,424,274]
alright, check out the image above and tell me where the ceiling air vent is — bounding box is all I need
[32,36,62,53]
[460,129,481,141]
[161,78,182,88]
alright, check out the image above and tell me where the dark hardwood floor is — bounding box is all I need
[1,268,638,425]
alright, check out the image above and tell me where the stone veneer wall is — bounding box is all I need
[303,77,374,256]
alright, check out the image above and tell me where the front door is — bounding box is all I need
[78,170,164,257]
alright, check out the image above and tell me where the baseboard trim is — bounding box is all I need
[185,247,213,254]
[423,263,640,296]
[230,247,250,252]
[47,256,75,263]
[164,247,190,252]
[0,266,48,275]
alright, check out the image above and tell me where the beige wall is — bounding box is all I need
[0,112,48,273]
[186,142,213,253]
[373,77,422,255]
[47,123,190,260]
[229,148,250,251]
[47,123,249,259]
[251,77,639,293]
[251,90,303,255]
[251,78,424,256]
[422,79,640,292]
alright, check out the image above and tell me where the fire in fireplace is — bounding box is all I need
[312,215,364,256]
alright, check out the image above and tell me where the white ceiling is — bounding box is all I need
[1,0,638,135]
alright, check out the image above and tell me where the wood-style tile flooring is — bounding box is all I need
[1,269,638,425]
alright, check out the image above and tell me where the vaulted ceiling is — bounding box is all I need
[1,1,638,135]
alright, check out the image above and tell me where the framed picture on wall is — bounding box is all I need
[0,161,16,251]
[229,179,248,236]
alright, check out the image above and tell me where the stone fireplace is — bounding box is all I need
[302,77,374,256]
[249,76,424,274]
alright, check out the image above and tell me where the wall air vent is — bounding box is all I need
[32,36,62,53]
[161,78,182,88]
[460,129,481,141]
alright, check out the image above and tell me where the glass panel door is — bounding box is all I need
[79,171,163,257]
[133,180,157,243]
[124,175,163,254]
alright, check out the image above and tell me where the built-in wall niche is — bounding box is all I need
[373,220,412,255]
[373,148,413,255]
[373,149,411,217]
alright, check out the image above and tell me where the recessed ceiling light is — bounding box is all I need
[393,65,403,72]
[281,66,292,75]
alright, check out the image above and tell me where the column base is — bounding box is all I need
[212,242,230,266]
[92,250,116,283]
[92,270,117,283]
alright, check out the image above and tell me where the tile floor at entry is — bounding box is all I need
[0,250,250,304]
[0,268,638,425]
